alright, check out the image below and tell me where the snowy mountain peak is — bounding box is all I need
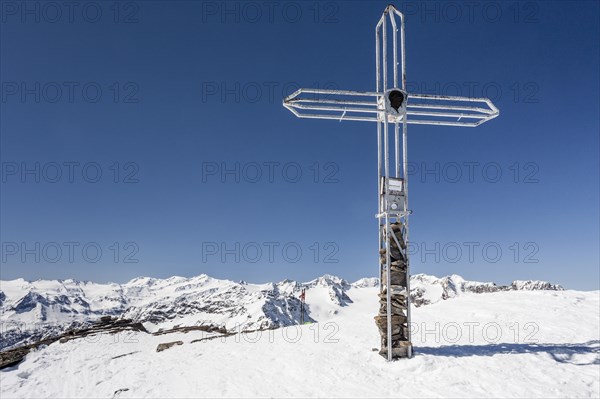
[306,274,350,289]
[351,277,379,288]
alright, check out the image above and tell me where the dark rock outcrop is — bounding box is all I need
[0,317,147,369]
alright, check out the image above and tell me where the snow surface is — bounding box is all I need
[1,285,598,398]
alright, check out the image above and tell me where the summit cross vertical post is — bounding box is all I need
[282,4,499,361]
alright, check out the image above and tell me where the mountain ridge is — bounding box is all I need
[0,273,564,350]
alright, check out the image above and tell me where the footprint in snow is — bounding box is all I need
[17,371,31,379]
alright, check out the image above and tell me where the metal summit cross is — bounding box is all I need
[282,4,499,361]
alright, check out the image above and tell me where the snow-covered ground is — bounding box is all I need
[1,285,598,398]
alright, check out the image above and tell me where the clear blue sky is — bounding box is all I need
[1,1,598,289]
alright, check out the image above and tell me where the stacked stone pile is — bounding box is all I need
[375,222,412,359]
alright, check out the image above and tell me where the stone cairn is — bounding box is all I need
[375,221,412,359]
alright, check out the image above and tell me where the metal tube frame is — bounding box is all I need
[376,15,383,292]
[380,5,409,361]
[282,4,500,362]
[283,89,498,126]
[381,7,393,362]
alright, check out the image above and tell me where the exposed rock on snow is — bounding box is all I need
[156,341,182,352]
[511,280,564,291]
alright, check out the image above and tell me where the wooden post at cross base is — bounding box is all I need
[282,4,499,360]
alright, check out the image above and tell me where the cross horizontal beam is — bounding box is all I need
[283,88,499,127]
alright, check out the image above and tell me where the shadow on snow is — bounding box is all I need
[416,340,599,366]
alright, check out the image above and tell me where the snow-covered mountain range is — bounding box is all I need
[1,275,596,398]
[0,273,563,351]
